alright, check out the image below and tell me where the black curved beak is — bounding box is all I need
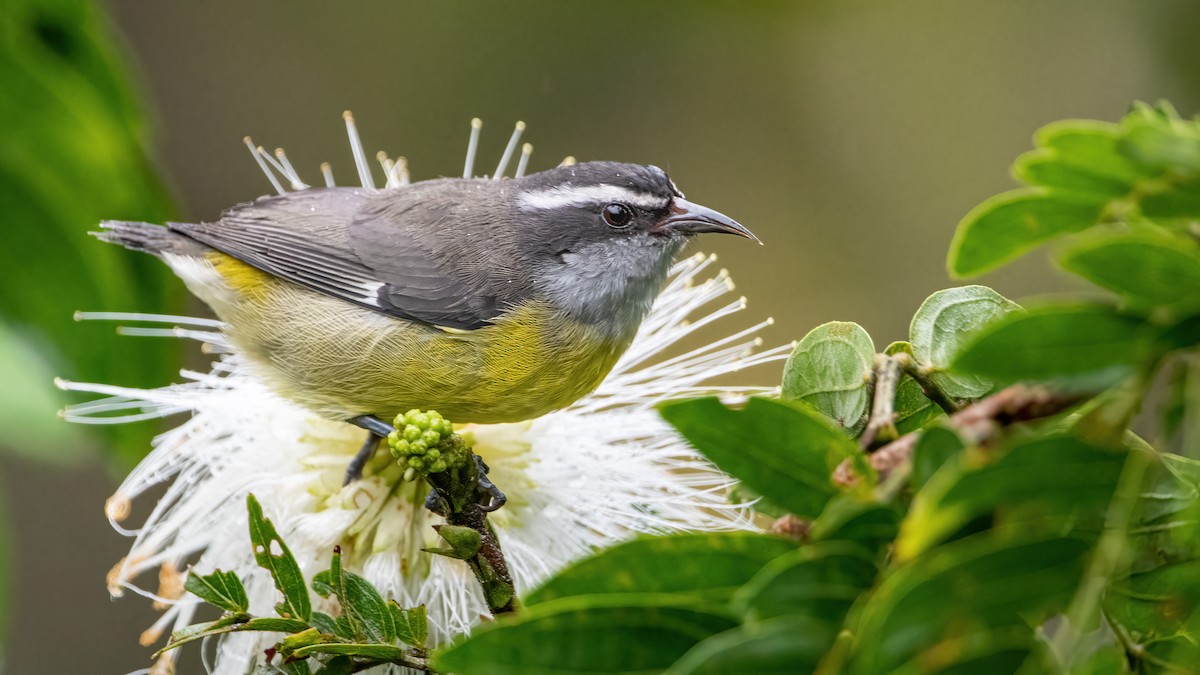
[655,197,760,244]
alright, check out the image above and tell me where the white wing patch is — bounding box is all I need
[517,185,669,211]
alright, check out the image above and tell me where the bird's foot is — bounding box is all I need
[474,455,507,512]
[343,415,394,485]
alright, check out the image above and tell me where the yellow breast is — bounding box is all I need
[204,253,631,423]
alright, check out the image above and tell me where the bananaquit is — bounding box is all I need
[97,161,757,491]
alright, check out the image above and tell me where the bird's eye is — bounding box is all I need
[602,203,634,228]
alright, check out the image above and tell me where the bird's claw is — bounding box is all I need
[474,455,507,512]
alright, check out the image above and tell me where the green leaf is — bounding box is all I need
[666,616,838,675]
[1104,561,1200,670]
[1034,120,1154,183]
[524,532,798,607]
[909,286,1021,399]
[290,643,411,661]
[951,304,1150,382]
[898,434,1127,560]
[948,189,1105,278]
[660,397,862,517]
[246,494,311,622]
[732,541,877,624]
[808,496,900,554]
[1119,114,1200,174]
[311,657,354,675]
[1012,150,1132,199]
[892,374,943,435]
[311,546,394,644]
[389,602,428,648]
[1140,178,1200,221]
[846,536,1091,674]
[159,615,309,655]
[184,568,249,613]
[1057,228,1200,312]
[781,321,876,435]
[910,426,964,491]
[1129,453,1200,572]
[271,660,313,675]
[434,594,737,675]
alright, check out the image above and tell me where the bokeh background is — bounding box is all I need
[2,1,1200,672]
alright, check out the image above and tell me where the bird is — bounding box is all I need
[95,160,757,497]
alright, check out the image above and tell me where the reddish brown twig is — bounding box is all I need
[834,384,1089,487]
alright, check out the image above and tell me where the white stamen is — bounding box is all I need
[320,162,335,188]
[342,111,375,190]
[73,312,225,328]
[243,136,284,195]
[377,152,398,189]
[463,117,482,178]
[396,157,410,186]
[493,121,526,179]
[515,143,533,178]
[273,149,308,190]
[559,156,577,167]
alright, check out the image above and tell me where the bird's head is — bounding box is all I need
[512,161,755,255]
[509,161,756,329]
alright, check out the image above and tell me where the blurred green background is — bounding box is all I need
[2,1,1199,672]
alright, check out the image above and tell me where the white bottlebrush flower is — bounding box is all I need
[59,115,787,675]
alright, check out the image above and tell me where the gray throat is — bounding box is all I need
[537,236,684,339]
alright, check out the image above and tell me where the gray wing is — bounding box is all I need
[172,186,508,330]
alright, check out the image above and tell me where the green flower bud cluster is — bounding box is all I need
[387,409,469,481]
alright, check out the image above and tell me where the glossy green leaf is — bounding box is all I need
[951,304,1150,382]
[910,286,1021,399]
[948,189,1105,278]
[781,321,876,435]
[910,426,964,491]
[846,536,1091,674]
[666,616,837,675]
[312,546,393,644]
[525,532,797,607]
[733,541,877,624]
[434,594,737,675]
[899,434,1126,559]
[246,494,311,622]
[660,397,862,517]
[184,568,249,613]
[1058,228,1200,312]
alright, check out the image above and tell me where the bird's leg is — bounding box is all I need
[344,415,393,485]
[473,455,507,512]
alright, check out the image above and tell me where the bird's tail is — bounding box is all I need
[92,221,206,257]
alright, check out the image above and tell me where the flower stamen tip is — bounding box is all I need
[105,494,132,521]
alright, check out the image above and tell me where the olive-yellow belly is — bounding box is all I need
[202,254,630,423]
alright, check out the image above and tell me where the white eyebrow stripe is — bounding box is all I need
[518,185,668,211]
